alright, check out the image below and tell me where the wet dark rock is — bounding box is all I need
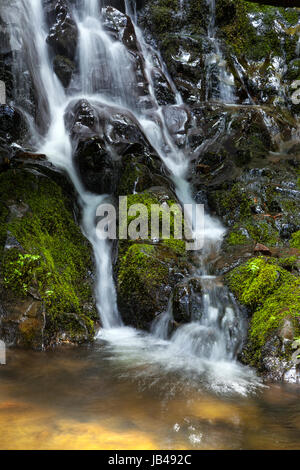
[0,105,29,170]
[102,6,138,51]
[0,105,27,141]
[65,99,98,138]
[163,105,189,133]
[284,58,300,82]
[43,0,69,26]
[46,0,78,61]
[255,321,300,383]
[0,297,45,349]
[280,222,299,240]
[74,137,118,195]
[65,99,172,195]
[152,68,176,105]
[173,277,203,324]
[140,0,299,110]
[259,335,294,381]
[53,55,75,88]
[65,99,150,151]
[117,152,171,195]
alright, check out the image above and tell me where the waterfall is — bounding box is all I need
[4,0,260,393]
[205,0,236,103]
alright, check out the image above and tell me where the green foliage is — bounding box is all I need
[250,277,300,363]
[228,257,283,308]
[277,255,299,271]
[0,204,9,261]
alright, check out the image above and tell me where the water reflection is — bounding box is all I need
[0,346,299,450]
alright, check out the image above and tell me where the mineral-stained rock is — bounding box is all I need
[254,243,272,256]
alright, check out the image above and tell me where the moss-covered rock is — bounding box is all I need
[116,189,193,329]
[226,256,300,379]
[0,167,98,349]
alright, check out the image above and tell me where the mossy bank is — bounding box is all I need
[227,255,300,380]
[0,167,98,349]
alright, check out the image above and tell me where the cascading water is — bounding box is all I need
[5,0,260,394]
[205,0,235,103]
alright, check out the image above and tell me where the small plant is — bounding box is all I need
[247,260,260,275]
[3,252,41,296]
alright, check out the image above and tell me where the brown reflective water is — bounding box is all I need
[0,345,299,450]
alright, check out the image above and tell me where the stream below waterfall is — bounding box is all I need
[0,346,300,450]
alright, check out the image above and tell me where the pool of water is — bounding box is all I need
[0,336,299,450]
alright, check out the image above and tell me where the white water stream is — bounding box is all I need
[4,0,261,394]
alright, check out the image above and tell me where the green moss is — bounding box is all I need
[216,183,252,220]
[0,203,9,261]
[227,256,300,366]
[3,251,41,296]
[120,191,184,241]
[0,170,96,341]
[226,230,249,246]
[150,0,180,35]
[118,243,168,300]
[250,278,300,364]
[244,219,280,246]
[162,238,186,255]
[118,162,143,195]
[290,230,300,249]
[186,0,208,33]
[277,255,299,271]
